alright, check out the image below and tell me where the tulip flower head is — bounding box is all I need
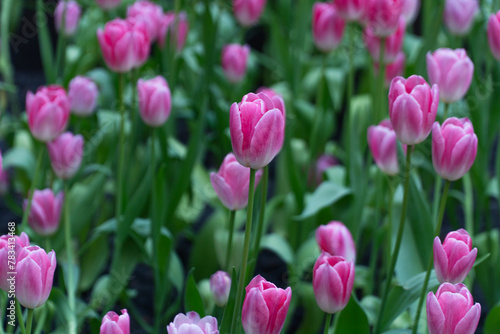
[312,2,346,53]
[316,221,356,262]
[24,189,64,236]
[47,132,84,179]
[137,76,172,127]
[443,0,478,36]
[0,232,30,292]
[54,0,81,36]
[167,311,219,334]
[68,76,99,116]
[233,0,267,27]
[100,309,130,334]
[364,18,405,64]
[368,119,406,175]
[210,271,231,307]
[488,11,500,60]
[335,0,367,22]
[95,0,121,10]
[367,0,403,37]
[158,12,189,52]
[127,0,163,42]
[401,0,420,24]
[221,44,250,83]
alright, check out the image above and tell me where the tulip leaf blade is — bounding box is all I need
[296,181,351,220]
[335,295,370,334]
[485,305,500,334]
[184,269,206,317]
[219,267,238,333]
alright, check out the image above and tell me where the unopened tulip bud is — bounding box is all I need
[312,2,346,53]
[137,76,172,127]
[364,18,405,64]
[100,309,130,334]
[47,132,84,179]
[24,189,64,236]
[368,119,406,175]
[209,271,231,307]
[367,0,403,37]
[68,76,99,116]
[335,0,367,22]
[316,221,356,262]
[401,0,420,25]
[233,0,267,27]
[158,12,189,52]
[443,0,478,36]
[488,11,500,60]
[55,0,81,36]
[126,0,163,42]
[221,44,250,83]
[0,232,30,292]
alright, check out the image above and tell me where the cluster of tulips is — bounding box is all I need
[0,0,499,333]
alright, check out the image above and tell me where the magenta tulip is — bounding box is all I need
[137,76,172,127]
[313,252,355,314]
[309,154,338,186]
[221,44,250,83]
[316,221,356,262]
[16,245,56,309]
[401,0,420,25]
[426,49,474,103]
[100,309,130,334]
[167,311,218,334]
[233,0,267,27]
[488,11,500,60]
[312,2,346,53]
[427,283,480,334]
[0,232,30,292]
[364,18,405,64]
[368,119,406,175]
[367,0,403,37]
[434,229,477,284]
[210,271,231,307]
[432,117,477,181]
[388,75,439,145]
[95,0,121,10]
[242,275,292,334]
[443,0,478,36]
[127,0,163,42]
[54,0,81,36]
[68,76,99,116]
[26,85,70,142]
[24,189,64,236]
[335,0,367,22]
[230,92,285,169]
[210,153,262,210]
[47,132,84,179]
[158,12,189,52]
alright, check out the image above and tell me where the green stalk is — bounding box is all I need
[375,146,413,334]
[377,38,387,123]
[225,210,236,271]
[64,181,77,334]
[25,309,33,334]
[36,0,55,83]
[0,0,17,115]
[16,301,26,334]
[331,310,341,334]
[323,313,333,334]
[384,182,396,285]
[368,171,384,295]
[251,166,269,262]
[54,0,68,82]
[442,103,449,120]
[411,180,450,334]
[21,148,44,228]
[115,73,127,245]
[230,169,257,334]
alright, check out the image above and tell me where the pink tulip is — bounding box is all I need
[313,252,355,314]
[312,2,346,53]
[426,49,474,103]
[68,76,98,116]
[427,283,480,334]
[209,271,231,307]
[364,18,405,64]
[432,117,477,181]
[0,168,8,195]
[368,119,406,175]
[47,132,84,179]
[158,12,189,52]
[221,44,250,83]
[0,232,30,292]
[97,18,150,73]
[167,311,218,334]
[233,0,267,27]
[242,275,292,334]
[26,85,70,142]
[255,87,286,115]
[210,153,263,210]
[95,0,121,10]
[443,0,478,36]
[230,92,285,169]
[309,154,338,186]
[16,245,56,309]
[24,189,64,236]
[488,11,500,60]
[315,221,356,262]
[383,52,405,86]
[100,309,130,334]
[127,0,163,42]
[367,0,403,37]
[434,229,477,284]
[401,0,419,25]
[388,75,439,145]
[335,0,367,22]
[54,0,81,36]
[137,76,172,127]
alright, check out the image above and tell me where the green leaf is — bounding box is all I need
[184,269,205,317]
[168,251,184,292]
[260,234,294,264]
[3,147,35,177]
[296,181,351,220]
[294,283,323,334]
[219,268,238,333]
[485,306,500,334]
[78,235,109,291]
[335,295,370,334]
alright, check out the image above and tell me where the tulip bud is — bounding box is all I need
[368,119,406,175]
[95,0,121,10]
[367,0,403,37]
[167,311,218,334]
[434,229,477,284]
[24,189,64,236]
[427,283,480,334]
[335,0,367,22]
[100,309,130,334]
[364,18,405,64]
[383,52,405,86]
[0,232,30,292]
[16,246,56,309]
[68,76,99,116]
[55,0,81,36]
[221,44,250,83]
[488,11,500,60]
[137,76,172,127]
[432,117,477,181]
[233,0,267,27]
[401,0,420,25]
[312,3,345,53]
[158,12,189,52]
[210,153,263,210]
[315,221,356,262]
[313,252,355,314]
[242,275,292,334]
[47,132,84,179]
[209,271,231,307]
[26,85,70,142]
[230,92,286,169]
[309,154,337,186]
[127,0,163,42]
[426,48,474,103]
[388,75,439,145]
[443,0,478,36]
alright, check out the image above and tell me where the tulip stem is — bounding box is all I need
[15,301,26,334]
[411,180,450,334]
[375,146,413,334]
[25,309,33,334]
[377,38,387,123]
[21,147,44,228]
[443,103,449,120]
[115,73,126,246]
[323,313,333,334]
[54,0,68,82]
[252,165,269,262]
[64,181,77,334]
[225,210,236,271]
[230,168,256,334]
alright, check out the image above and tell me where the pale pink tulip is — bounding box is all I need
[47,132,84,179]
[312,2,346,53]
[316,221,356,262]
[137,76,171,127]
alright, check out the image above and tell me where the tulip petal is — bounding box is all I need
[249,108,285,169]
[427,292,445,334]
[242,287,270,334]
[16,257,43,309]
[454,303,481,334]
